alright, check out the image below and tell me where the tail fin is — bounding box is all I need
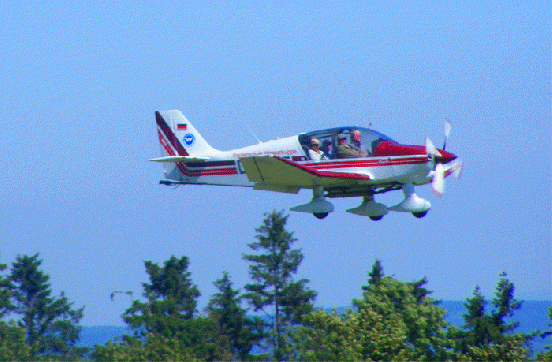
[156,110,219,158]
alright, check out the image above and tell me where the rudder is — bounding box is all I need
[156,110,219,158]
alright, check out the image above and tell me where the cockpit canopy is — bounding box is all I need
[299,126,396,159]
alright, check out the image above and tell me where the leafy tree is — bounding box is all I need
[0,321,32,361]
[205,271,264,360]
[242,210,317,360]
[123,255,201,335]
[293,306,415,361]
[10,253,85,358]
[92,320,216,362]
[294,262,449,361]
[358,260,450,360]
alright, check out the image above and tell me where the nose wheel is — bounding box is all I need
[313,212,329,219]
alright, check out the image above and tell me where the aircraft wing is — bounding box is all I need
[239,156,370,191]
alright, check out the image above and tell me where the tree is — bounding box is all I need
[450,272,530,360]
[294,261,450,361]
[123,255,201,335]
[0,257,13,318]
[363,258,384,289]
[535,307,552,361]
[0,321,32,361]
[10,253,85,358]
[205,271,264,360]
[242,210,317,360]
[116,255,224,360]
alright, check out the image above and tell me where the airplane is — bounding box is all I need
[151,110,462,220]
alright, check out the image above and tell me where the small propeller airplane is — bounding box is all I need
[151,110,462,219]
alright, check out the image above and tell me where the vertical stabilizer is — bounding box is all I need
[155,110,220,179]
[156,110,218,157]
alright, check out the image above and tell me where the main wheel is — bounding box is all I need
[313,212,329,219]
[369,215,384,221]
[412,211,428,218]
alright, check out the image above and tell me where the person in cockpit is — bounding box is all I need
[335,132,366,159]
[308,138,327,161]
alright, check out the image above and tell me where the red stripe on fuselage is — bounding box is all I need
[157,129,237,177]
[307,157,427,170]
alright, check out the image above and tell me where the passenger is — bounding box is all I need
[321,139,332,158]
[335,133,366,159]
[308,138,327,161]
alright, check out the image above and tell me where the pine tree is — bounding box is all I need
[0,258,12,318]
[123,255,201,335]
[206,271,263,360]
[242,210,317,360]
[10,253,85,358]
[452,272,530,359]
[362,259,384,291]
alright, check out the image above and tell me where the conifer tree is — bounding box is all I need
[362,259,384,291]
[206,271,263,360]
[10,253,85,358]
[452,272,530,359]
[123,255,201,335]
[242,210,316,360]
[0,258,12,318]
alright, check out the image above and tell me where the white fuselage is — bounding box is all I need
[164,135,432,189]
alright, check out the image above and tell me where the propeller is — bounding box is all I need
[443,118,451,150]
[425,119,462,197]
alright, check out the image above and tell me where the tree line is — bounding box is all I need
[1,210,551,361]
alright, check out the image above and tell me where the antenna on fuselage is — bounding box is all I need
[246,126,263,144]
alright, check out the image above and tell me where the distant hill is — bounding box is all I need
[78,301,551,355]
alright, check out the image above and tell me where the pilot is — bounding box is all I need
[335,133,366,159]
[351,129,362,149]
[308,138,327,161]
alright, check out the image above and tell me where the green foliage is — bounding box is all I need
[292,307,414,361]
[0,321,32,361]
[449,272,530,360]
[293,261,450,361]
[242,210,317,360]
[10,253,85,359]
[0,258,13,318]
[206,271,264,360]
[123,255,201,336]
[535,307,552,361]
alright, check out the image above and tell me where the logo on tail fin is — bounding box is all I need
[184,133,195,146]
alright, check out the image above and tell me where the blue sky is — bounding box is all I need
[1,1,550,326]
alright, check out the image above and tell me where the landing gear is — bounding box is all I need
[388,183,431,216]
[346,195,388,220]
[412,211,428,218]
[290,186,334,219]
[313,212,329,219]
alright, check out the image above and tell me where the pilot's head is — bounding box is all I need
[310,138,320,149]
[337,134,347,144]
[351,129,361,142]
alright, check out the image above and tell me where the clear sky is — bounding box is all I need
[1,1,550,326]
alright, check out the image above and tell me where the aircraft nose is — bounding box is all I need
[437,150,457,164]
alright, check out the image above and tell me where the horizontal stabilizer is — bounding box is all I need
[150,156,209,163]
